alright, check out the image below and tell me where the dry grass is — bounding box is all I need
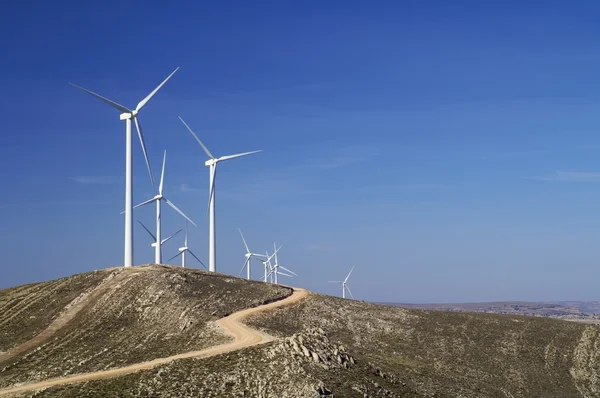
[0,265,290,388]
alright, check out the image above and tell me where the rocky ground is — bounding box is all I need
[0,265,290,389]
[0,269,111,352]
[2,268,600,397]
[247,293,600,397]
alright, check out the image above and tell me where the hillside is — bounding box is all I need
[0,265,290,392]
[1,267,600,397]
[388,301,600,324]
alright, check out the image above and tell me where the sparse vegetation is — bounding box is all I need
[0,265,290,389]
[0,269,111,352]
[247,294,600,397]
[3,269,600,397]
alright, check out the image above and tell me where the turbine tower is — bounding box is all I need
[238,229,266,280]
[133,150,196,264]
[328,267,355,299]
[70,68,179,267]
[168,222,206,269]
[179,117,261,273]
[268,243,297,284]
[137,220,182,256]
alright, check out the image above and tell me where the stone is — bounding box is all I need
[301,345,310,357]
[311,351,321,363]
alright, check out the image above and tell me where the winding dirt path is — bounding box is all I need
[0,287,308,396]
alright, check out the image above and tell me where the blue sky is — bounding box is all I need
[2,1,600,303]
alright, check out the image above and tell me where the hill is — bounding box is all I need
[386,301,600,324]
[1,266,600,397]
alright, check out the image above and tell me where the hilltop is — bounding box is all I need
[1,266,599,397]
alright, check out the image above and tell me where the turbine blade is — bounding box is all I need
[187,250,207,269]
[345,284,355,299]
[137,220,156,241]
[273,242,279,264]
[278,272,294,278]
[160,228,182,245]
[217,150,262,162]
[135,67,180,112]
[184,221,188,246]
[68,83,131,114]
[167,251,183,262]
[133,197,156,209]
[239,258,250,276]
[279,266,297,276]
[178,116,214,159]
[238,228,250,253]
[164,198,197,227]
[251,253,267,258]
[344,266,355,283]
[159,150,166,195]
[134,118,155,190]
[267,244,283,261]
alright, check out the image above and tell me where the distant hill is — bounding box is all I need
[1,266,600,397]
[383,301,600,324]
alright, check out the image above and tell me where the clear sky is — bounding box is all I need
[1,1,600,303]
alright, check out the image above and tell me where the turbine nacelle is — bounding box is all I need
[179,246,187,252]
[119,110,138,120]
[205,158,217,167]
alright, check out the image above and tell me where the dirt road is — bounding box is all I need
[0,287,308,396]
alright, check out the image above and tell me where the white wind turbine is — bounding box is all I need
[328,267,355,299]
[168,222,206,269]
[132,150,196,264]
[268,243,297,284]
[262,246,281,283]
[179,117,261,273]
[238,229,267,280]
[137,220,182,256]
[70,67,179,267]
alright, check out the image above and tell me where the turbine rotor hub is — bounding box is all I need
[119,110,138,120]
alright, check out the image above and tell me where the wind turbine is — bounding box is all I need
[238,229,267,280]
[328,267,355,299]
[179,117,261,273]
[268,243,297,284]
[137,220,182,255]
[262,246,281,283]
[70,67,179,267]
[168,222,206,269]
[133,150,196,264]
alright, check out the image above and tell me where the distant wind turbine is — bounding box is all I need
[268,243,297,284]
[70,67,179,267]
[262,246,281,283]
[328,267,355,299]
[179,116,261,273]
[238,229,267,280]
[168,222,206,269]
[137,220,182,255]
[133,150,196,264]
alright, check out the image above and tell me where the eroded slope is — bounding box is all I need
[246,294,600,397]
[0,269,112,353]
[0,265,290,388]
